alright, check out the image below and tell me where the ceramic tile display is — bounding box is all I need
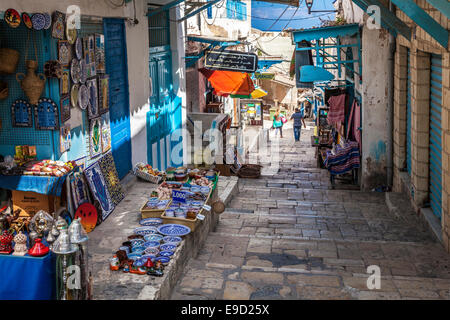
[51,11,65,40]
[94,34,105,74]
[89,117,102,158]
[11,99,32,128]
[101,112,111,153]
[60,124,71,153]
[60,69,70,96]
[99,152,125,206]
[83,36,96,78]
[98,74,109,115]
[87,78,98,119]
[70,167,91,208]
[60,95,71,123]
[58,40,71,67]
[84,161,114,221]
[34,98,59,130]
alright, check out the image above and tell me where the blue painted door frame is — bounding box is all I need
[104,18,132,179]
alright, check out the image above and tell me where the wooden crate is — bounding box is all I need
[160,212,198,231]
[140,199,172,219]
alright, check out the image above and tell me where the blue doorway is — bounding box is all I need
[104,18,132,179]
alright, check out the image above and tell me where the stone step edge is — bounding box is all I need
[208,231,435,247]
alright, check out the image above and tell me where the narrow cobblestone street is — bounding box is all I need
[170,122,450,300]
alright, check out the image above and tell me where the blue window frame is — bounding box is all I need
[226,0,247,21]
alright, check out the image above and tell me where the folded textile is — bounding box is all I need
[327,94,346,126]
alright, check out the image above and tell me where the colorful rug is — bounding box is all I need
[98,152,125,207]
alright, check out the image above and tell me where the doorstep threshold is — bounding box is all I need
[420,207,443,243]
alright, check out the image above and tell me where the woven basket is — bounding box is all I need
[237,164,262,179]
[0,48,20,74]
[133,163,163,184]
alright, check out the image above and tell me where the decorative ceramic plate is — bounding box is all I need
[66,20,77,44]
[4,9,20,28]
[157,224,191,237]
[132,247,145,255]
[133,257,147,267]
[141,254,156,261]
[74,203,98,233]
[143,247,159,256]
[31,13,46,30]
[144,234,163,242]
[129,238,144,247]
[70,58,81,83]
[75,37,83,60]
[160,243,177,252]
[78,84,88,110]
[22,13,32,29]
[159,250,174,257]
[163,236,182,244]
[134,226,158,236]
[140,218,163,227]
[79,59,87,84]
[43,12,51,29]
[155,256,170,265]
[70,84,79,108]
[143,241,160,248]
[127,253,141,261]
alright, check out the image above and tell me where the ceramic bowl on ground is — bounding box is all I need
[143,241,160,248]
[163,236,182,245]
[144,247,159,256]
[141,254,156,261]
[155,256,170,265]
[133,257,147,267]
[157,224,191,236]
[139,218,163,227]
[159,250,174,257]
[129,238,144,247]
[200,186,210,194]
[165,209,175,217]
[144,234,163,242]
[159,243,177,252]
[127,253,141,261]
[134,226,157,236]
[132,247,145,255]
[119,246,130,254]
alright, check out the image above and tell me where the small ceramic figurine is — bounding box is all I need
[122,261,132,273]
[0,230,13,254]
[130,264,147,275]
[110,255,119,271]
[28,238,49,257]
[146,258,164,277]
[115,250,131,269]
[12,232,27,256]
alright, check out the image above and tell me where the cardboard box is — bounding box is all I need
[12,190,57,217]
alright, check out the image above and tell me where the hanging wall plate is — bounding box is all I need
[11,99,32,128]
[31,13,46,31]
[4,9,21,28]
[70,84,79,108]
[43,12,51,30]
[21,13,32,29]
[70,58,81,83]
[78,84,89,110]
[79,59,87,84]
[75,37,83,60]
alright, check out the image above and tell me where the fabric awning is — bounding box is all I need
[199,68,255,97]
[251,87,268,99]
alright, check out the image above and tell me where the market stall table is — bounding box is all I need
[0,174,68,196]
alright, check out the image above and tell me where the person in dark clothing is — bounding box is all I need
[290,108,306,141]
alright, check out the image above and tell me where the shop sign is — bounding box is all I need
[172,189,188,203]
[254,72,275,79]
[204,49,258,73]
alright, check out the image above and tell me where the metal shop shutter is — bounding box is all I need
[429,54,443,219]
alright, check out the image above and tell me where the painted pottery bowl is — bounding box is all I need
[159,250,174,257]
[143,241,160,248]
[165,210,175,217]
[141,254,156,261]
[144,234,163,242]
[133,257,147,267]
[132,247,145,255]
[119,246,130,254]
[163,236,182,245]
[140,218,163,227]
[157,224,191,237]
[143,247,159,256]
[159,243,177,252]
[134,226,158,236]
[127,253,141,261]
[129,238,144,247]
[155,256,170,265]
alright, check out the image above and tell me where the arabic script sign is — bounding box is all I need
[205,49,258,73]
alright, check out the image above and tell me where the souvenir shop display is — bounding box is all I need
[70,83,79,108]
[74,203,98,233]
[58,41,71,67]
[44,60,63,79]
[28,238,49,257]
[51,11,65,40]
[60,69,70,95]
[31,13,46,31]
[84,161,114,220]
[16,58,46,105]
[133,163,163,184]
[4,9,21,28]
[75,38,83,60]
[60,96,71,123]
[43,13,52,30]
[79,59,87,84]
[78,84,89,110]
[21,13,32,29]
[34,98,59,130]
[66,19,77,44]
[22,160,75,177]
[97,74,109,114]
[100,113,111,153]
[98,153,125,206]
[70,58,81,84]
[0,230,14,254]
[87,78,99,119]
[12,232,27,256]
[11,99,32,128]
[89,118,102,158]
[70,167,91,209]
[60,125,71,153]
[94,34,105,74]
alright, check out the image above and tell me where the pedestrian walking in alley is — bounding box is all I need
[272,110,284,138]
[291,107,306,141]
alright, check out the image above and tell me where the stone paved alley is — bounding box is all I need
[170,122,450,300]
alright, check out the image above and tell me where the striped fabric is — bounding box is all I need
[327,94,346,125]
[323,141,360,175]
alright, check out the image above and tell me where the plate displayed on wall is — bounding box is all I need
[71,84,79,108]
[70,58,81,83]
[4,9,20,28]
[79,59,87,84]
[78,84,89,110]
[21,13,32,29]
[31,13,46,31]
[74,202,98,233]
[43,12,51,29]
[157,224,191,237]
[75,38,83,60]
